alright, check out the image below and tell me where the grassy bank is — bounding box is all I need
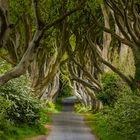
[0,108,51,140]
[78,73,140,140]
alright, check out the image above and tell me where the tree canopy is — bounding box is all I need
[0,0,140,108]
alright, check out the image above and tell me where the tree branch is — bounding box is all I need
[43,2,85,31]
[101,58,132,86]
[104,27,135,47]
[0,0,86,86]
[87,32,132,87]
[72,58,101,89]
[124,8,140,45]
[68,62,100,92]
[0,7,8,48]
[131,0,140,41]
[32,0,44,29]
[114,14,131,42]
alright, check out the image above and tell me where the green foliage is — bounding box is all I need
[97,72,131,106]
[0,96,11,119]
[87,84,140,140]
[46,101,62,112]
[0,76,40,124]
[107,95,140,139]
[75,103,91,113]
[0,59,12,74]
[69,34,76,51]
[88,94,140,140]
[85,72,140,140]
[60,84,73,98]
[39,109,51,125]
[0,96,13,139]
[85,113,112,140]
[0,121,48,140]
[39,0,61,23]
[0,76,50,139]
[9,0,32,23]
[47,101,56,112]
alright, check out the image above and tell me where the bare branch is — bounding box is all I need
[0,0,86,86]
[0,29,44,86]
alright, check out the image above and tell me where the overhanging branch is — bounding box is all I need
[87,31,132,87]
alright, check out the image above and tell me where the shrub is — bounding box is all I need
[0,96,13,139]
[97,72,131,106]
[0,76,40,125]
[87,72,140,140]
[107,95,140,139]
[46,101,56,112]
[74,103,91,113]
[91,94,140,140]
[46,101,62,112]
[59,84,72,98]
[0,76,50,139]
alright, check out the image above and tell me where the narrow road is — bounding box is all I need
[47,97,97,140]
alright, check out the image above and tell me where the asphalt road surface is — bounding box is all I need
[47,98,97,140]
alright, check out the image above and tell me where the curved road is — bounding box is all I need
[47,98,97,140]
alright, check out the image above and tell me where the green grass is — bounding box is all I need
[47,101,63,113]
[74,103,91,113]
[0,124,48,140]
[55,103,63,112]
[9,124,47,140]
[0,109,51,140]
[84,113,124,140]
[55,98,64,112]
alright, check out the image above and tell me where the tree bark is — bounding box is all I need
[0,0,9,48]
[101,3,111,72]
[0,29,43,86]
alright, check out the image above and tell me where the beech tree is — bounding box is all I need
[102,0,140,90]
[0,0,139,110]
[0,0,85,86]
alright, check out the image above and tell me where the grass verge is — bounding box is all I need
[0,109,51,140]
[84,113,124,140]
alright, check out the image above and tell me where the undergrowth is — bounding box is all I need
[84,73,140,140]
[0,76,51,140]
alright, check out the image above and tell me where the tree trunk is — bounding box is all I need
[101,3,111,72]
[0,0,9,48]
[45,73,60,101]
[0,29,43,86]
[132,47,140,90]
